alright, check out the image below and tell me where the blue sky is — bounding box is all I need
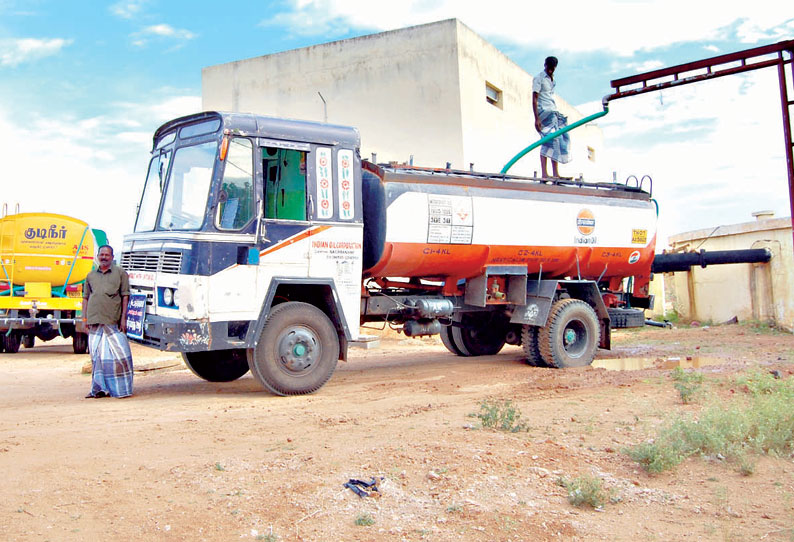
[1,0,792,251]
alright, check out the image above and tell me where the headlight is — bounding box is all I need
[162,287,174,306]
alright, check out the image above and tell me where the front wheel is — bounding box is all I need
[247,302,339,396]
[538,299,600,368]
[182,349,250,382]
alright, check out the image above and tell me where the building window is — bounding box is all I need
[485,82,502,109]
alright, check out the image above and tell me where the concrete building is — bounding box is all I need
[655,212,794,331]
[202,19,604,179]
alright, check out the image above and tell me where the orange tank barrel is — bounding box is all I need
[361,164,657,282]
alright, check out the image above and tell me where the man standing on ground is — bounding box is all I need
[533,56,571,178]
[83,245,134,398]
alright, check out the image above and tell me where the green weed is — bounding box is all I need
[626,369,794,474]
[738,455,756,476]
[557,474,613,508]
[652,311,679,324]
[739,320,784,335]
[214,462,225,471]
[354,513,375,526]
[671,366,704,404]
[468,399,528,433]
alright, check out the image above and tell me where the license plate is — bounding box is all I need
[126,294,147,340]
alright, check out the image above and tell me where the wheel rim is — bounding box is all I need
[562,320,588,358]
[276,326,320,373]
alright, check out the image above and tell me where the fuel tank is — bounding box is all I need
[361,163,657,281]
[0,213,96,287]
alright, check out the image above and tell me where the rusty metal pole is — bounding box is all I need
[778,47,794,250]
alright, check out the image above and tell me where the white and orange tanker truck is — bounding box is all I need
[121,111,659,395]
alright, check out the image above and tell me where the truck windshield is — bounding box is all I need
[135,151,171,232]
[158,141,217,230]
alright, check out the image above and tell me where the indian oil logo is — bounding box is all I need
[628,251,641,264]
[576,209,595,235]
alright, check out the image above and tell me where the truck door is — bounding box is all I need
[263,146,307,221]
[259,140,312,277]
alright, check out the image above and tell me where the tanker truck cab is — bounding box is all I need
[122,111,364,394]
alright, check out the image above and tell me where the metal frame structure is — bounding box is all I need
[604,40,794,246]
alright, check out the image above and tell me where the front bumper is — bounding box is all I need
[132,313,250,352]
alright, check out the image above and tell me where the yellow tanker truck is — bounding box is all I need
[0,212,107,354]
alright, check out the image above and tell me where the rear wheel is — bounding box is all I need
[3,331,21,353]
[520,325,546,367]
[450,312,508,356]
[72,332,88,354]
[182,349,250,382]
[22,334,35,349]
[440,325,465,356]
[538,299,600,368]
[247,302,339,395]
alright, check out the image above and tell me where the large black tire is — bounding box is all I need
[72,332,88,354]
[440,325,465,356]
[22,334,35,349]
[538,299,600,368]
[607,307,646,328]
[247,302,339,396]
[3,331,21,354]
[520,325,547,367]
[182,349,250,382]
[450,312,508,356]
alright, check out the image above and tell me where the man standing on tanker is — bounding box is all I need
[533,56,571,178]
[83,245,134,398]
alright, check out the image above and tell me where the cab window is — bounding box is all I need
[262,147,307,220]
[158,141,216,230]
[216,138,255,230]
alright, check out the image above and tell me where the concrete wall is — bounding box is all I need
[661,214,794,330]
[202,19,605,179]
[203,20,465,168]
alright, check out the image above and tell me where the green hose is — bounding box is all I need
[500,103,610,175]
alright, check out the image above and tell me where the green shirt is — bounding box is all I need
[84,264,130,325]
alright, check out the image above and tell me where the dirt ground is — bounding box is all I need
[1,322,794,542]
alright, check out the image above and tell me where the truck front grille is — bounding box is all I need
[121,251,183,274]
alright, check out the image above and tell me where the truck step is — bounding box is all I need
[351,334,381,349]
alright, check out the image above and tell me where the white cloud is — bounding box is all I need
[0,37,72,67]
[0,94,201,251]
[109,0,148,19]
[619,59,665,74]
[132,24,197,48]
[141,24,196,39]
[266,1,793,55]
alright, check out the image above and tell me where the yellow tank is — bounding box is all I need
[0,213,95,288]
